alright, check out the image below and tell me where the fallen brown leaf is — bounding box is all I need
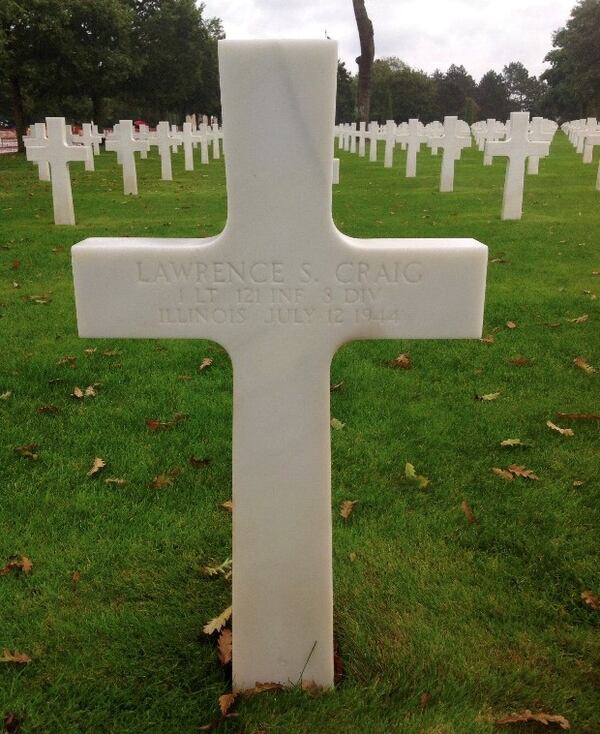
[87,457,106,477]
[546,420,574,437]
[573,480,585,487]
[330,417,345,430]
[222,500,233,512]
[3,712,21,733]
[568,314,588,323]
[390,352,412,369]
[500,438,532,448]
[506,321,517,329]
[149,468,181,489]
[480,334,495,344]
[420,691,432,709]
[71,570,81,586]
[190,456,210,469]
[204,606,233,635]
[146,413,188,431]
[405,462,430,489]
[0,391,12,401]
[37,404,60,415]
[101,349,119,357]
[14,443,38,460]
[476,392,500,401]
[11,260,20,270]
[461,500,479,524]
[581,590,599,610]
[218,692,236,716]
[574,356,596,375]
[104,477,127,486]
[0,650,31,664]
[243,682,284,695]
[199,357,213,371]
[217,628,232,665]
[340,500,358,520]
[557,412,600,421]
[0,556,32,577]
[490,258,510,264]
[510,356,532,366]
[57,355,77,368]
[330,381,344,391]
[349,552,357,562]
[492,467,514,481]
[508,464,540,480]
[495,709,570,729]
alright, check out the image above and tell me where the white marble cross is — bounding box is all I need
[24,123,50,181]
[71,40,487,690]
[135,124,150,159]
[366,121,380,162]
[383,120,396,168]
[198,122,211,164]
[486,111,550,220]
[400,119,427,177]
[182,122,205,171]
[356,121,367,156]
[105,120,149,195]
[150,121,181,181]
[437,116,470,193]
[527,116,554,174]
[78,123,103,170]
[211,123,222,159]
[26,116,90,225]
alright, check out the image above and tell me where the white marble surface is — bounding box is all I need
[72,40,488,689]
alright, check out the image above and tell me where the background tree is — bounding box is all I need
[336,60,355,123]
[434,65,477,118]
[352,0,374,122]
[542,0,600,119]
[370,57,437,122]
[476,70,511,120]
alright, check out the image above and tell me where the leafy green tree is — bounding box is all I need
[434,64,477,117]
[542,0,600,119]
[336,60,355,123]
[476,70,511,120]
[370,57,437,122]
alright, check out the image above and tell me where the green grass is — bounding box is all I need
[0,135,599,733]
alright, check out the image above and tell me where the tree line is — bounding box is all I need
[336,0,599,124]
[1,0,598,150]
[0,0,224,150]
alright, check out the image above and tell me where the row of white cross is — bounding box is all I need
[23,118,223,224]
[335,112,559,219]
[562,117,600,190]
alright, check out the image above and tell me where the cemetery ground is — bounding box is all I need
[0,134,599,733]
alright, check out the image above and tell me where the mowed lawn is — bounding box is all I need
[0,134,598,733]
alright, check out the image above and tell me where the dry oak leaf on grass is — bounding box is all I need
[203,606,233,635]
[221,500,233,512]
[3,712,21,733]
[510,356,532,367]
[201,558,232,579]
[217,628,232,665]
[557,412,600,421]
[72,384,97,399]
[495,709,570,729]
[508,464,540,480]
[340,500,358,520]
[0,391,12,400]
[146,413,188,431]
[405,462,430,489]
[460,500,479,525]
[390,352,412,369]
[574,356,596,375]
[546,420,574,437]
[506,320,517,329]
[149,468,181,489]
[500,438,532,448]
[37,404,60,415]
[330,417,345,430]
[581,590,599,610]
[57,355,77,368]
[476,392,500,401]
[14,443,38,460]
[480,334,495,344]
[0,650,31,664]
[198,357,214,371]
[86,457,106,477]
[492,467,514,481]
[0,556,32,576]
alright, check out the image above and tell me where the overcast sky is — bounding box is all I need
[200,0,575,80]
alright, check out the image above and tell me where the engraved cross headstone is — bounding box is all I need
[486,111,550,220]
[436,116,471,193]
[105,120,150,196]
[26,116,91,225]
[72,40,488,690]
[400,118,427,177]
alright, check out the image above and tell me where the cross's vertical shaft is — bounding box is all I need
[219,39,338,690]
